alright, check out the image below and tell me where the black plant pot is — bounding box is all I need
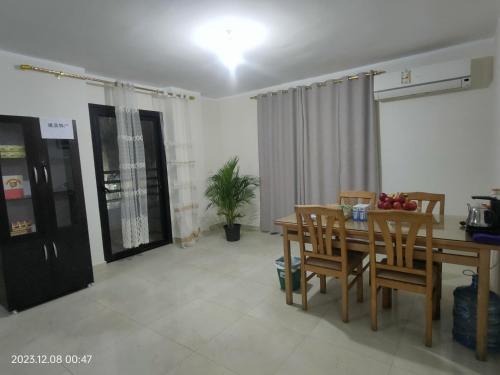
[224,224,241,242]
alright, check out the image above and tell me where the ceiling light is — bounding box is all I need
[193,17,266,71]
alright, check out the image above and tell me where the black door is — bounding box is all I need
[0,115,52,310]
[40,127,93,296]
[88,104,172,262]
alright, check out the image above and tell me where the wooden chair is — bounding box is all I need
[368,210,439,347]
[296,205,367,322]
[338,191,377,208]
[405,191,445,318]
[405,192,445,215]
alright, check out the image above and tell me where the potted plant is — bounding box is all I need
[205,157,259,241]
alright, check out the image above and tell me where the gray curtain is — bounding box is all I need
[257,75,380,232]
[257,90,301,232]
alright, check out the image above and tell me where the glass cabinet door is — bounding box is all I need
[0,119,39,238]
[45,139,79,229]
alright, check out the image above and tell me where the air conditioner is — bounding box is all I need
[374,57,493,101]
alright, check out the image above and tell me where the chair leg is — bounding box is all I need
[371,282,378,331]
[320,275,327,294]
[425,289,433,347]
[341,277,349,323]
[301,268,308,310]
[382,287,392,309]
[356,265,364,303]
[434,262,442,320]
[432,288,438,321]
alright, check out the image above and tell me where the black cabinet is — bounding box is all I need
[0,115,93,311]
[3,239,52,310]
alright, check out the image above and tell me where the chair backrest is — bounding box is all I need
[405,192,445,215]
[338,191,377,208]
[368,210,433,282]
[295,205,347,264]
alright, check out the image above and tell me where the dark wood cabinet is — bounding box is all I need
[3,239,52,310]
[0,115,93,311]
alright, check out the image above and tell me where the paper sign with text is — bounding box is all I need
[40,118,74,140]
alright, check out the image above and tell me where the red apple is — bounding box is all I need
[377,201,384,209]
[393,201,402,210]
[408,201,418,211]
[402,202,411,210]
[386,197,394,204]
[383,201,392,210]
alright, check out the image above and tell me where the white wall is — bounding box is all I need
[200,96,260,228]
[0,50,105,265]
[496,19,500,188]
[379,87,495,215]
[492,18,500,293]
[205,38,497,231]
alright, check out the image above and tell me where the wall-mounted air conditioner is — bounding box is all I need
[374,56,493,101]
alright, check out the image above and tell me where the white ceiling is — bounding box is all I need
[0,0,499,98]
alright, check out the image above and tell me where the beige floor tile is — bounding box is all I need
[60,307,143,356]
[149,299,243,350]
[247,291,329,335]
[275,335,391,375]
[207,279,280,313]
[67,327,192,375]
[196,315,305,375]
[167,352,237,375]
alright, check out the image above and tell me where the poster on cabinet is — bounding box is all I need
[40,118,74,139]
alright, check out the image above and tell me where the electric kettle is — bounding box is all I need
[465,196,500,233]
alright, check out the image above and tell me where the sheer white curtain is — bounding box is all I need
[112,83,149,249]
[153,95,200,247]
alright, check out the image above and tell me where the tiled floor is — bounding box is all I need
[0,229,499,375]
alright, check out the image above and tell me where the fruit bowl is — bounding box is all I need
[377,192,418,211]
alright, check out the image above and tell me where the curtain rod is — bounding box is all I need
[18,64,196,100]
[249,69,385,99]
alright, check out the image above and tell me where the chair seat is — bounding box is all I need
[376,259,438,286]
[306,251,366,273]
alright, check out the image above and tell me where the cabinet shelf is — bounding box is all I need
[5,195,33,201]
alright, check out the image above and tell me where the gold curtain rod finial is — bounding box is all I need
[18,64,33,71]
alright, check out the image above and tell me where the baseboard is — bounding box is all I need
[205,223,260,232]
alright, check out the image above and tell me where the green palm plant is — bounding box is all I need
[205,157,259,228]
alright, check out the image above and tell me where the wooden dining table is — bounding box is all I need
[274,212,500,361]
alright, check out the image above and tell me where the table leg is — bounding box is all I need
[476,250,490,361]
[283,229,293,305]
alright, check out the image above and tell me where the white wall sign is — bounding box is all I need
[40,118,74,139]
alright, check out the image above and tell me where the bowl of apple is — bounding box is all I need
[377,193,418,211]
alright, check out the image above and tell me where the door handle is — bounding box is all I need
[43,244,48,261]
[52,241,58,258]
[33,166,38,184]
[43,166,49,184]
